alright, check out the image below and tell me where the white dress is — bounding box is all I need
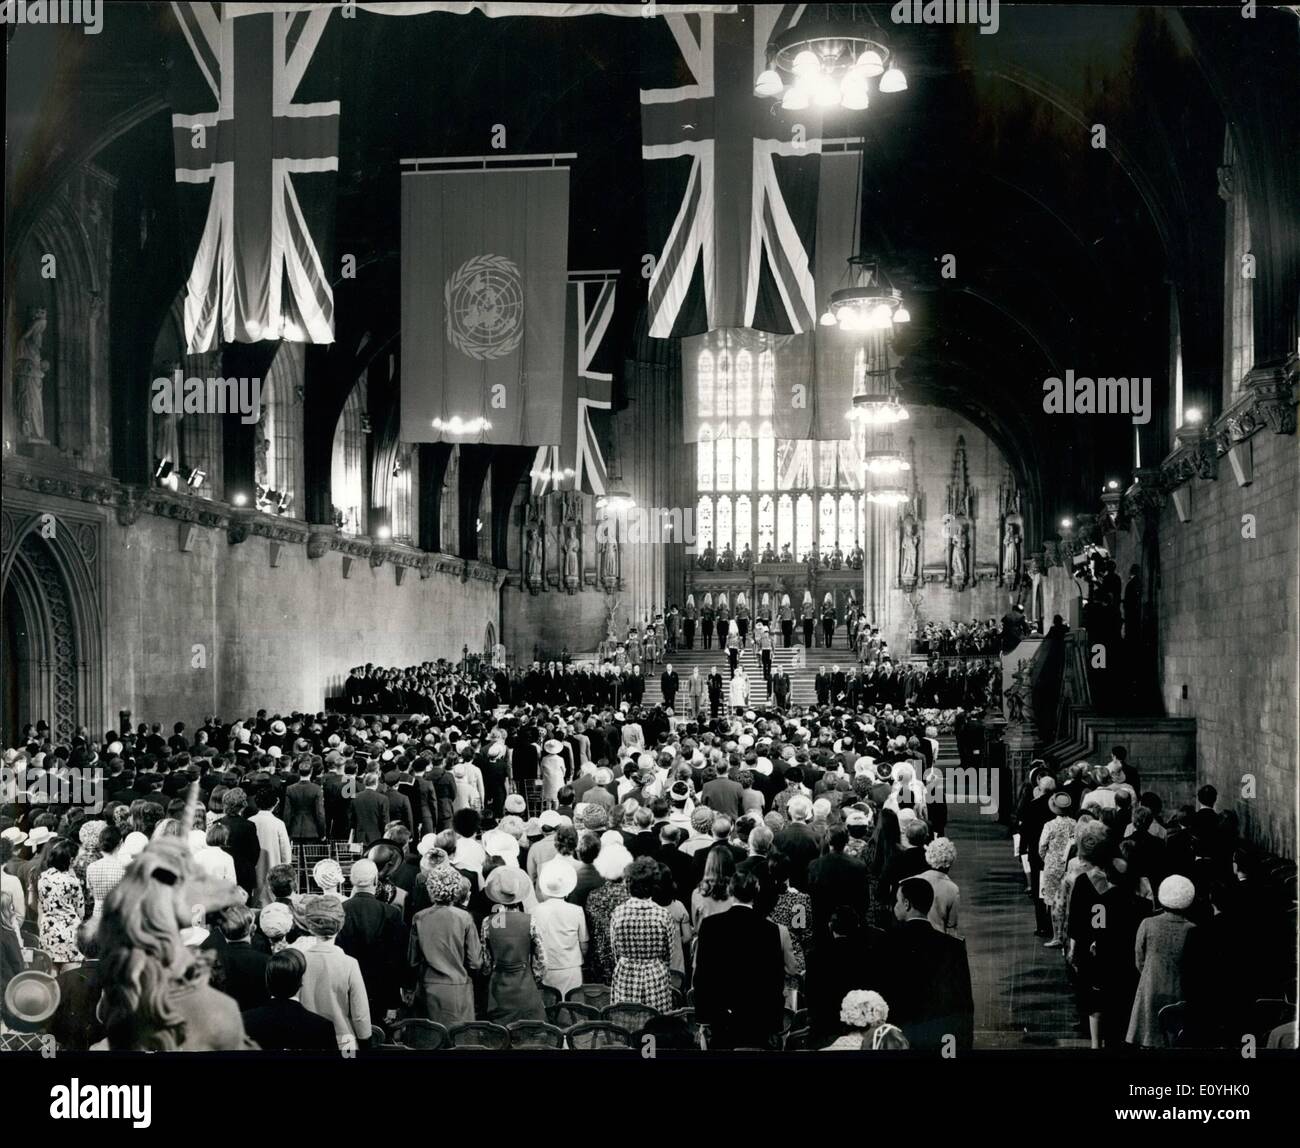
[729,674,750,709]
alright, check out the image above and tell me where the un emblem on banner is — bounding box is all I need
[444,254,524,360]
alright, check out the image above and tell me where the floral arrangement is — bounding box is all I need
[840,989,889,1029]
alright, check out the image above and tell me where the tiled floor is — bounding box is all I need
[945,795,1090,1049]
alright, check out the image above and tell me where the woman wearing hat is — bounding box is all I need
[540,739,567,810]
[479,866,547,1023]
[291,895,372,1051]
[584,834,634,982]
[532,859,588,997]
[1038,792,1076,948]
[409,864,482,1025]
[1126,875,1198,1047]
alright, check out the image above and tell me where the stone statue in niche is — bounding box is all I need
[945,514,970,589]
[524,498,544,591]
[899,515,920,586]
[562,522,580,593]
[15,308,50,442]
[560,490,582,592]
[1002,518,1023,589]
[599,536,618,586]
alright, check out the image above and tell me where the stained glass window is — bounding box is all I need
[715,437,732,491]
[757,494,775,553]
[696,496,713,550]
[778,494,794,556]
[697,347,714,420]
[734,426,752,490]
[735,495,752,558]
[796,493,814,560]
[838,492,857,551]
[697,439,714,491]
[819,493,837,554]
[715,495,733,552]
[735,348,753,417]
[757,426,775,490]
[758,348,775,416]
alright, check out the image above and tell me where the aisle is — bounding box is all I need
[944,794,1088,1049]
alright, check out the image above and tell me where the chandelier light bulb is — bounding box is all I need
[754,68,784,97]
[812,72,841,106]
[782,84,811,111]
[819,309,838,327]
[879,66,907,93]
[855,49,885,78]
[791,49,821,78]
[893,306,910,323]
[841,81,870,111]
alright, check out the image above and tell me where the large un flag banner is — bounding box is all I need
[401,158,570,446]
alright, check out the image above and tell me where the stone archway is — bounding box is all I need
[0,510,106,743]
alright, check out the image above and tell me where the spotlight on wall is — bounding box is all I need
[376,525,392,541]
[1184,407,1203,425]
[1105,480,1120,491]
[233,492,249,507]
[1060,517,1074,530]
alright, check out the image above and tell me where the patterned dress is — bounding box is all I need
[38,868,84,962]
[769,888,813,992]
[609,896,674,1011]
[1038,816,1077,904]
[584,878,629,983]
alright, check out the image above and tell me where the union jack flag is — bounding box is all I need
[170,2,339,354]
[641,4,835,339]
[532,273,618,498]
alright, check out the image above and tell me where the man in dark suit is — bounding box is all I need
[660,665,680,713]
[336,859,407,1027]
[212,905,270,1012]
[701,766,744,821]
[806,826,870,940]
[380,769,413,831]
[771,668,791,710]
[882,878,974,1052]
[1016,777,1057,937]
[772,797,820,892]
[692,869,785,1048]
[350,772,390,845]
[218,787,261,898]
[707,670,725,719]
[241,949,338,1051]
[284,763,326,843]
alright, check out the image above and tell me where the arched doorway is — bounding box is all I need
[1,516,105,744]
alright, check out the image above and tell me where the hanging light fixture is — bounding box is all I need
[847,393,910,426]
[866,485,910,506]
[754,14,907,111]
[820,256,910,331]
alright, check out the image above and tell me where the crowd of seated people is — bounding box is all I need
[2,698,975,1053]
[1012,755,1297,1050]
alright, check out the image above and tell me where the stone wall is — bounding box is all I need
[1152,428,1298,856]
[101,511,500,727]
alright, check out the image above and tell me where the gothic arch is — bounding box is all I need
[1,509,107,743]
